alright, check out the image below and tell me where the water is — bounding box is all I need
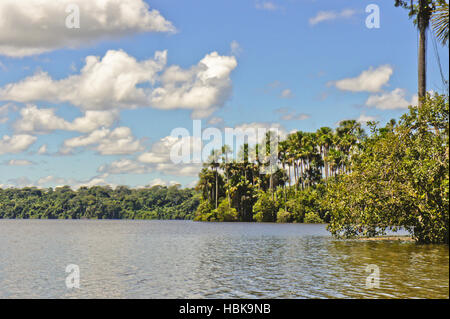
[0,220,448,299]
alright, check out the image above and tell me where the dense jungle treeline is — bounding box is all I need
[0,95,448,243]
[194,94,449,243]
[0,185,200,220]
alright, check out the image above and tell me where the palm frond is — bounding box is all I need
[432,2,449,45]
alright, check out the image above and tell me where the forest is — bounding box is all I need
[0,185,199,220]
[0,95,448,243]
[194,94,449,243]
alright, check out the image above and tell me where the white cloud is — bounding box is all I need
[146,178,180,187]
[0,134,37,155]
[152,52,237,118]
[309,9,356,26]
[61,127,144,155]
[230,40,243,56]
[365,88,418,110]
[0,103,17,124]
[98,159,150,175]
[74,175,113,189]
[330,65,393,93]
[0,0,175,57]
[37,176,67,186]
[231,122,287,145]
[280,89,293,99]
[1,177,34,188]
[0,50,167,110]
[99,135,202,177]
[5,159,33,166]
[1,174,111,189]
[0,50,237,118]
[37,144,48,155]
[356,114,377,123]
[13,104,118,134]
[137,135,202,175]
[255,1,281,11]
[208,116,224,125]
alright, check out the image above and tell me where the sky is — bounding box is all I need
[0,0,448,189]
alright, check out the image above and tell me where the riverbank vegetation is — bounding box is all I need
[195,94,449,243]
[0,185,199,220]
[0,95,447,243]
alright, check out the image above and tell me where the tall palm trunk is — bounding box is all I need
[418,0,428,107]
[215,168,218,209]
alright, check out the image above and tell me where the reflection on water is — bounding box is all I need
[0,220,448,298]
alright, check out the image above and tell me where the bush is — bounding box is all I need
[215,199,238,222]
[194,200,215,221]
[253,192,277,222]
[276,209,292,223]
[325,94,449,243]
[304,212,324,224]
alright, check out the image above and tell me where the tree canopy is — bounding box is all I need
[0,185,200,220]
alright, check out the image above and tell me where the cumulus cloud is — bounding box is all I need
[4,159,33,166]
[137,135,202,176]
[365,88,418,110]
[98,134,203,177]
[0,134,37,155]
[146,178,180,187]
[13,104,118,134]
[0,103,17,124]
[330,65,393,93]
[0,0,176,57]
[309,9,356,26]
[61,127,144,155]
[37,144,48,155]
[152,52,237,118]
[34,174,113,189]
[74,174,113,189]
[0,50,237,118]
[280,89,293,99]
[356,114,377,123]
[36,176,69,187]
[98,158,150,175]
[0,50,167,110]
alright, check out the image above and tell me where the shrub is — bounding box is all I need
[276,209,292,223]
[304,212,324,224]
[215,199,238,222]
[253,192,277,222]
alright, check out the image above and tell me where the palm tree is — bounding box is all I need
[316,127,333,181]
[395,0,435,106]
[207,150,221,209]
[220,145,232,206]
[432,1,449,46]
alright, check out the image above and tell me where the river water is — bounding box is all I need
[0,220,448,299]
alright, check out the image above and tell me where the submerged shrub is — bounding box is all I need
[304,212,324,224]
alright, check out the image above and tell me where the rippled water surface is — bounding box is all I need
[0,220,448,298]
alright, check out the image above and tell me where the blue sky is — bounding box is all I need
[0,0,448,189]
